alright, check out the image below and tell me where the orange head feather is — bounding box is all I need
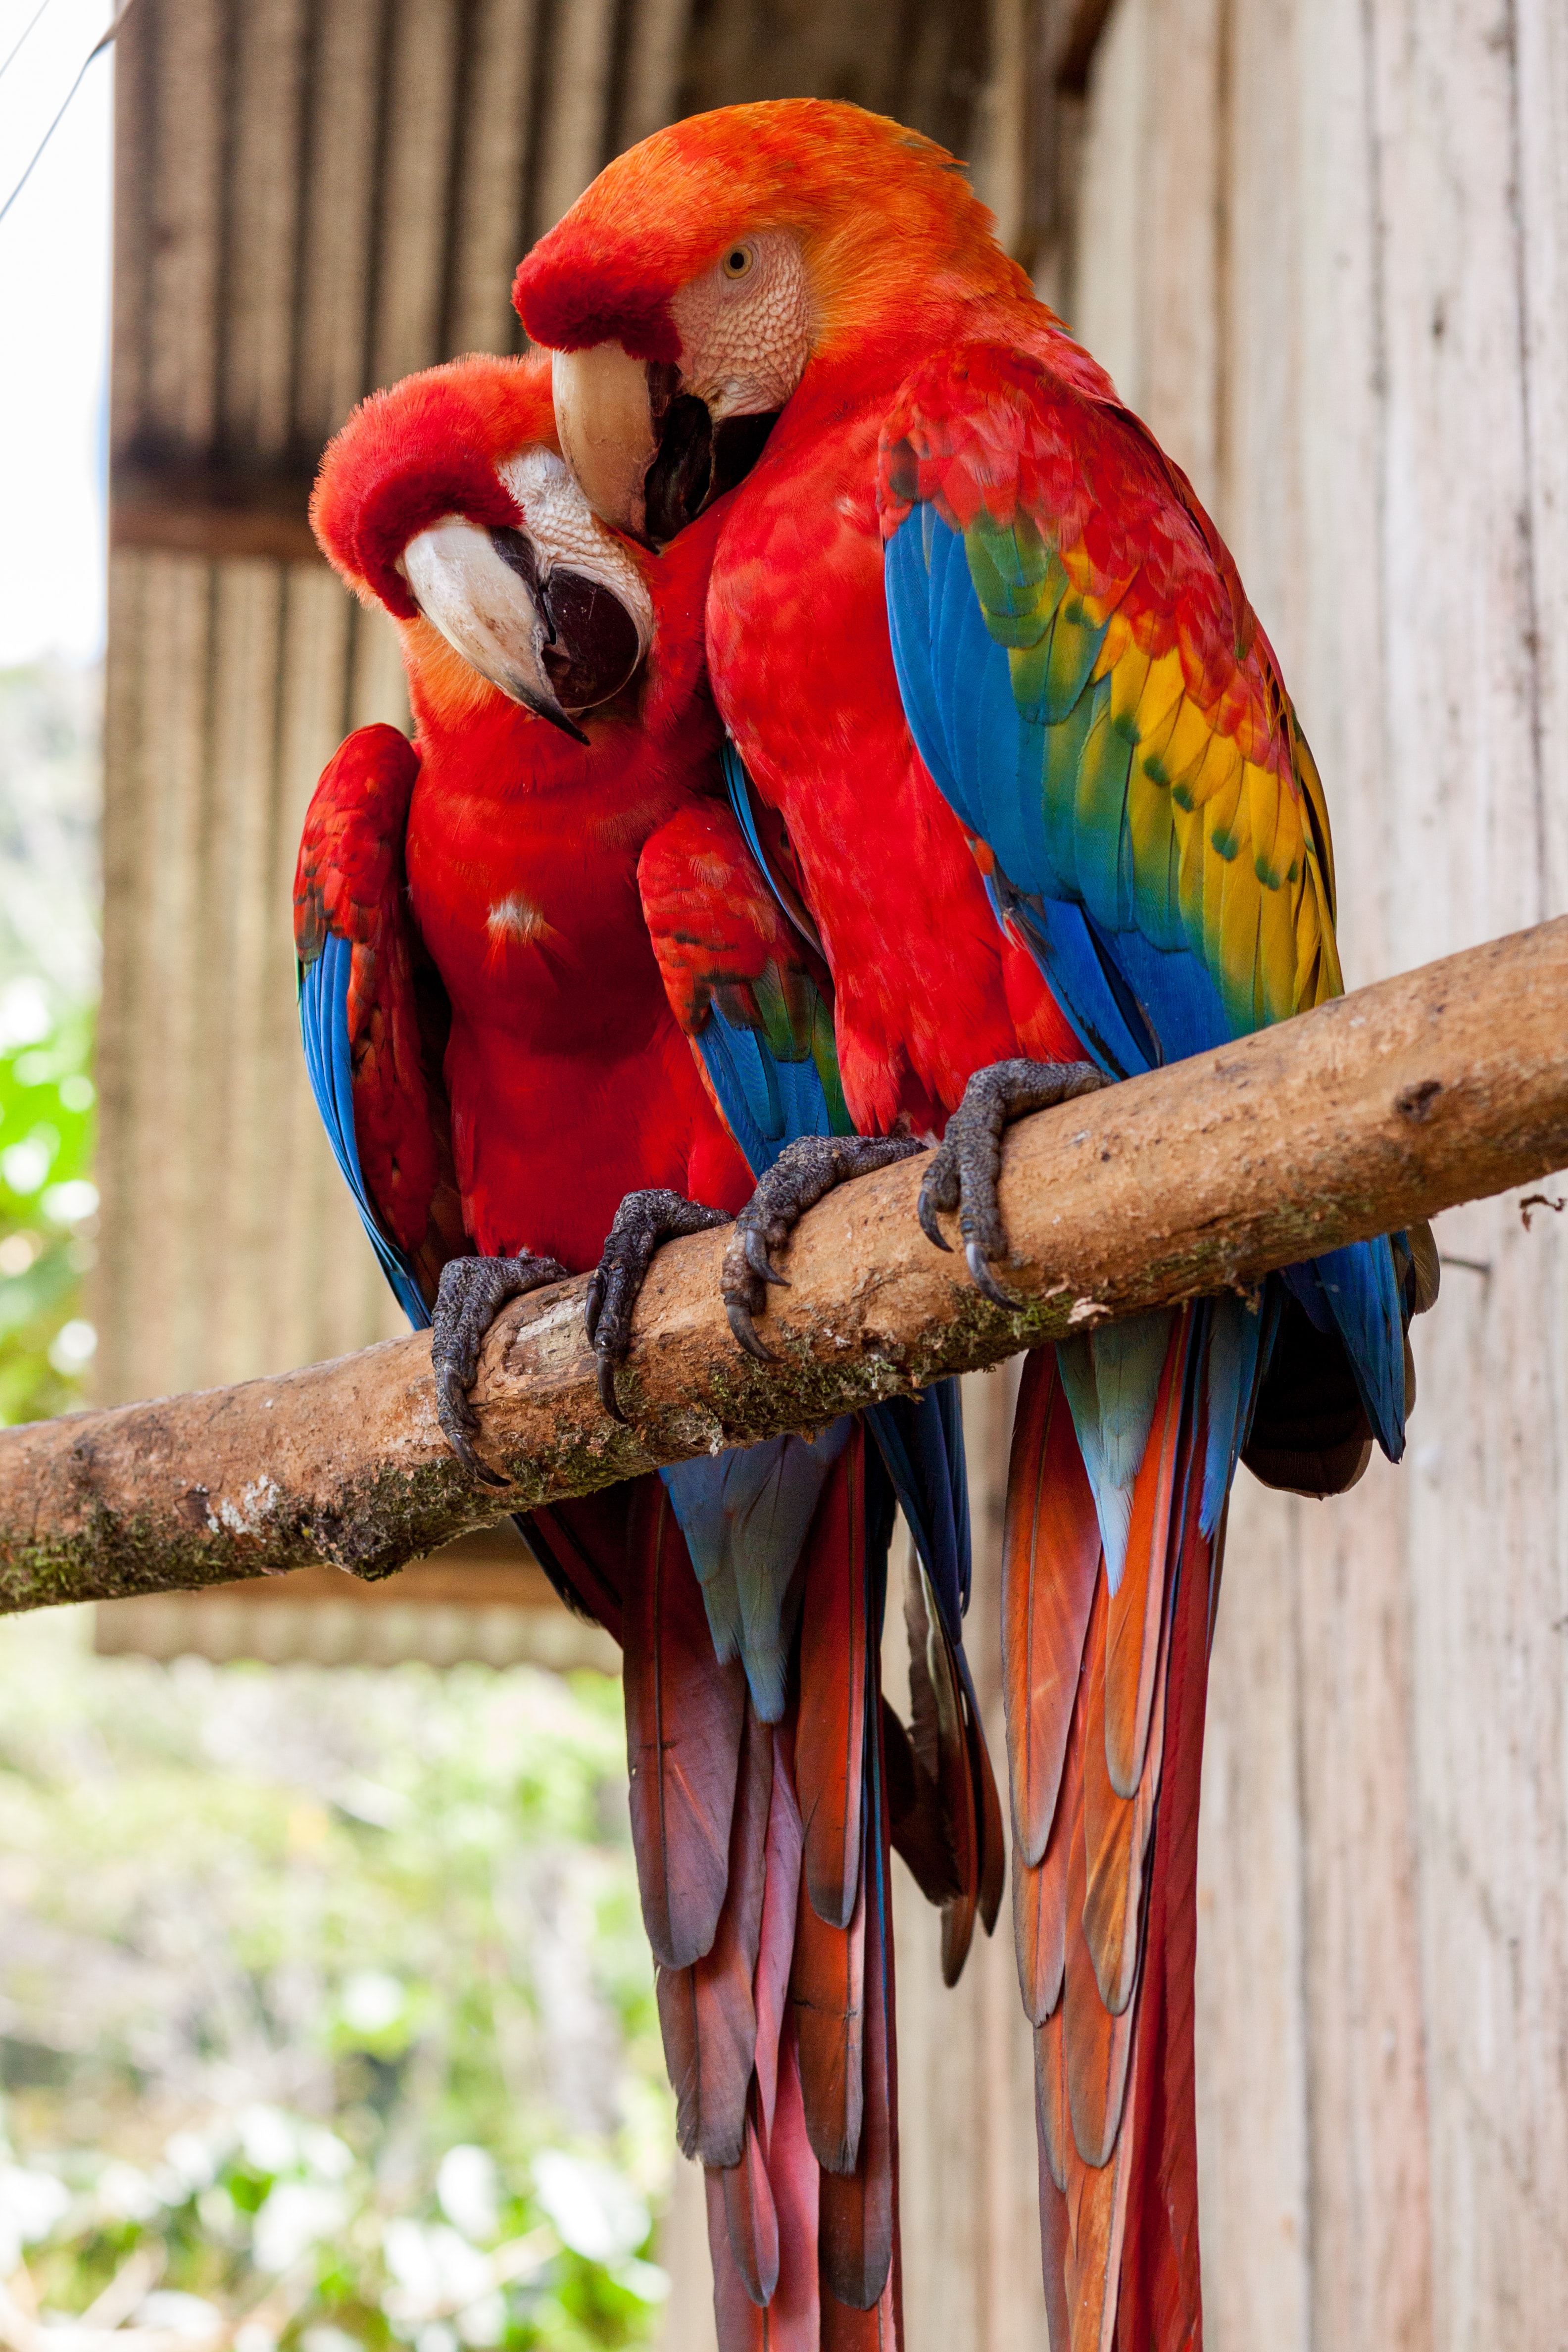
[515,99,1030,378]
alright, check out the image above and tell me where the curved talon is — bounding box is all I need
[432,1251,567,1483]
[917,1170,955,1252]
[585,1188,732,1418]
[437,1369,511,1488]
[595,1351,629,1424]
[726,1297,779,1363]
[743,1228,790,1287]
[965,1240,1022,1310]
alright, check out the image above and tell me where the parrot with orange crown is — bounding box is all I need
[512,98,1439,2350]
[296,344,1004,2350]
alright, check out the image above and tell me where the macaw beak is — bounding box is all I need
[399,515,647,739]
[552,346,780,545]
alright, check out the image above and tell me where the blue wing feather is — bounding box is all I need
[885,491,1408,1467]
[660,744,975,1709]
[297,936,429,1332]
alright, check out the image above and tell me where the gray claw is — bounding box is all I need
[965,1240,1021,1310]
[586,1189,732,1417]
[925,1059,1109,1305]
[744,1228,790,1287]
[726,1298,779,1362]
[432,1251,567,1482]
[917,1172,954,1252]
[596,1352,629,1424]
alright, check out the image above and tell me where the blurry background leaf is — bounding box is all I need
[0,1612,668,2349]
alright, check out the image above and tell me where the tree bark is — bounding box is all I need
[5,915,1566,1614]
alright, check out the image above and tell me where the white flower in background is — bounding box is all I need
[382,2221,493,2333]
[298,2126,353,2183]
[160,2131,217,2195]
[618,2257,671,2303]
[252,2180,350,2274]
[340,1970,405,2035]
[48,1317,96,1374]
[0,979,50,1049]
[233,2325,276,2352]
[1,1137,50,1195]
[0,2161,69,2269]
[299,2330,361,2352]
[531,2152,648,2266]
[95,2160,162,2223]
[237,2106,297,2176]
[454,2290,504,2347]
[436,2146,498,2244]
[414,2327,456,2352]
[133,2293,224,2338]
[41,1177,97,1225]
[196,2186,245,2248]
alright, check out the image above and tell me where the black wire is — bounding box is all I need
[0,0,56,88]
[0,0,138,231]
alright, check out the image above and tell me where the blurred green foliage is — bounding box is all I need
[0,1613,668,2350]
[0,989,98,1424]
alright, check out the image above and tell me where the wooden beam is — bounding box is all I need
[111,460,323,565]
[4,915,1567,1615]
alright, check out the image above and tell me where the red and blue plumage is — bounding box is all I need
[515,96,1437,2348]
[295,347,1000,2349]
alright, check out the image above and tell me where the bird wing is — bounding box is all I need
[880,337,1341,1072]
[294,723,467,1328]
[878,337,1408,1463]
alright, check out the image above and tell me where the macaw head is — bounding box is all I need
[512,98,1028,543]
[312,351,667,742]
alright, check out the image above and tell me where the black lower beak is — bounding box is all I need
[642,371,781,544]
[489,527,641,736]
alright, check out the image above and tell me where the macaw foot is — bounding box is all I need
[917,1058,1111,1307]
[432,1251,569,1484]
[586,1189,732,1422]
[722,1133,925,1362]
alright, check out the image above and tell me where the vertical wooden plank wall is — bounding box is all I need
[98,0,698,1408]
[1071,1,1568,2344]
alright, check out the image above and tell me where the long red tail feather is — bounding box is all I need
[659,1700,774,2166]
[1004,1352,1103,1867]
[623,1478,747,1971]
[795,1430,869,1931]
[1006,1316,1213,2352]
[817,1720,895,2313]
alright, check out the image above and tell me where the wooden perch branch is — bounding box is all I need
[3,917,1567,1615]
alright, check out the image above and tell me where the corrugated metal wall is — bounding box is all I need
[97,0,1018,1407]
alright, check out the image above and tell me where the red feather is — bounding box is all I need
[294,726,466,1297]
[717,2100,781,2308]
[794,1429,869,1932]
[789,1835,865,2176]
[753,1722,806,2137]
[818,1724,896,2314]
[659,1701,774,2166]
[623,1478,747,1971]
[1003,1349,1103,1868]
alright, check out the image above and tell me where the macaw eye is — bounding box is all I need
[720,243,756,281]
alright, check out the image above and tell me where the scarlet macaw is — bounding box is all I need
[513,100,1438,2349]
[297,348,1001,2346]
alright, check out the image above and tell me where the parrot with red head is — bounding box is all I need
[297,345,1003,2349]
[514,99,1438,2349]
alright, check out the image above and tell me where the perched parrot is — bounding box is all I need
[513,98,1439,2350]
[296,347,1003,2347]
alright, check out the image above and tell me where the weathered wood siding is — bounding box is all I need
[98,0,1003,1411]
[1072,1,1568,2343]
